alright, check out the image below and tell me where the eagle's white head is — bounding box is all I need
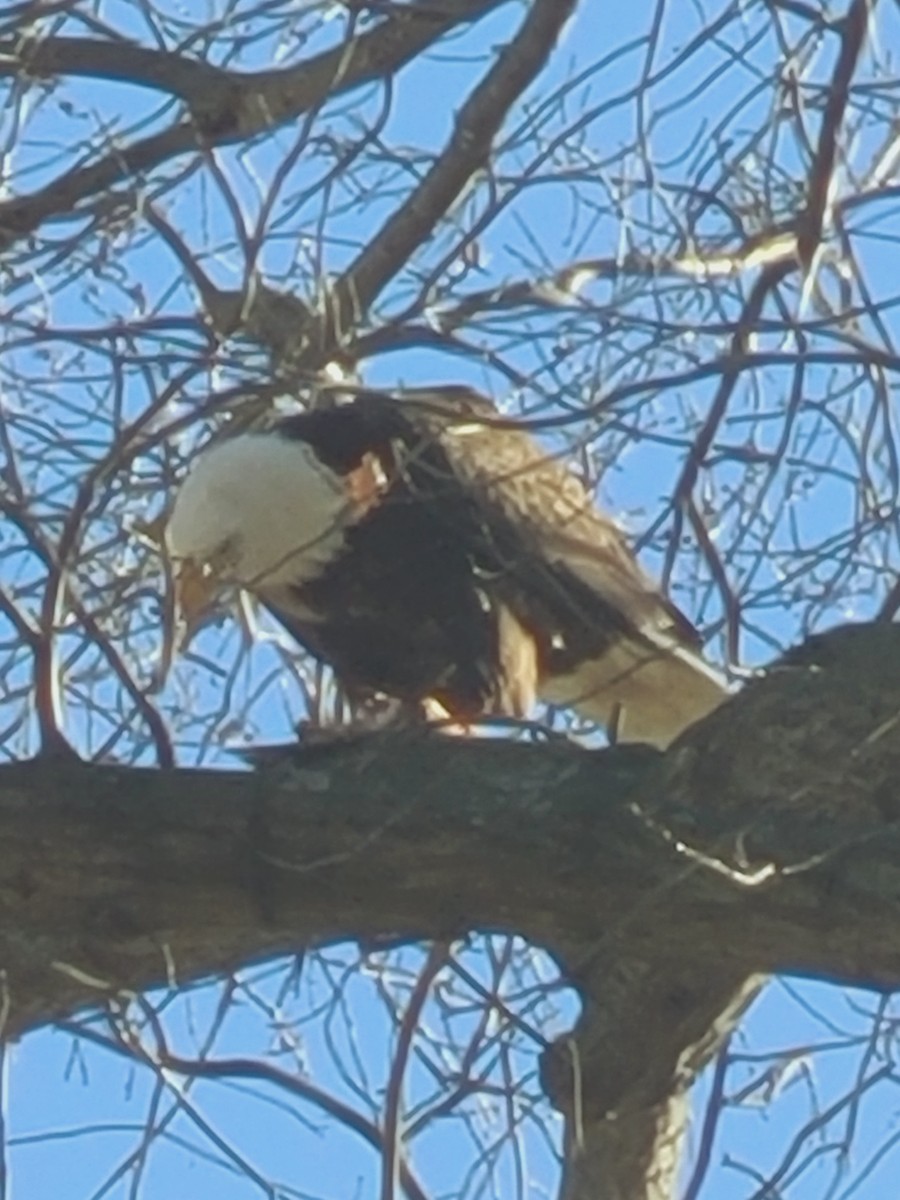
[165,431,350,618]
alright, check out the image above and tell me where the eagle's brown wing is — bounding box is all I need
[392,387,728,746]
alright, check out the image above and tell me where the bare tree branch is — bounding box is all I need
[797,0,874,270]
[3,623,900,1198]
[0,0,504,250]
[315,0,579,358]
[0,33,229,100]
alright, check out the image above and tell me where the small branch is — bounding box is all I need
[797,0,872,270]
[382,942,450,1200]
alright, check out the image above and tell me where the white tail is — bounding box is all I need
[540,635,728,748]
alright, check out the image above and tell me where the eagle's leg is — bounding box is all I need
[350,693,435,730]
[293,693,466,745]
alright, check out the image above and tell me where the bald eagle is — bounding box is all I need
[165,386,727,746]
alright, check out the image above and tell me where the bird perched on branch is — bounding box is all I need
[165,386,727,746]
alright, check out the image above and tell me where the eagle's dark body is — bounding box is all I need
[167,387,727,744]
[273,399,508,716]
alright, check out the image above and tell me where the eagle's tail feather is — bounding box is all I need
[539,637,728,748]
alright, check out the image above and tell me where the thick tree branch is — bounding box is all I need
[2,622,900,1197]
[0,34,229,100]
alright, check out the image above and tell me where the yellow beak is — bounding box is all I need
[174,558,219,625]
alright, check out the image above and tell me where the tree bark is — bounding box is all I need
[2,621,900,1198]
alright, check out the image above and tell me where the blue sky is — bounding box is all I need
[2,0,900,1197]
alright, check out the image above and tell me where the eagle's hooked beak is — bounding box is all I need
[173,557,219,625]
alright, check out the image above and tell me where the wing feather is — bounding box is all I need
[381,387,727,744]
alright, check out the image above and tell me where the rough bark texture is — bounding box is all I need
[2,622,900,1199]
